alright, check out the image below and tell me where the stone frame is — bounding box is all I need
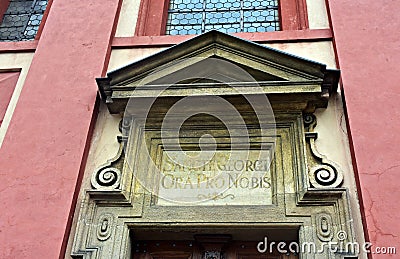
[71,31,357,259]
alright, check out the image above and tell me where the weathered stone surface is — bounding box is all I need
[71,31,355,259]
[157,147,273,206]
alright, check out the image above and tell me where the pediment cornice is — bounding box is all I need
[97,30,339,114]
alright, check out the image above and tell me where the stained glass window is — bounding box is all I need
[166,0,280,35]
[0,0,49,41]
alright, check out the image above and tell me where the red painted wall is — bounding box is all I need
[0,0,397,257]
[327,0,400,257]
[0,71,19,125]
[0,0,121,258]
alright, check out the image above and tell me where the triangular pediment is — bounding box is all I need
[98,30,339,114]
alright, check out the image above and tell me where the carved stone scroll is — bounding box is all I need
[303,113,344,188]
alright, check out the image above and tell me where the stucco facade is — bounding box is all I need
[0,0,398,258]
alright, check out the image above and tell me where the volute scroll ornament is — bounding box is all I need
[91,167,121,190]
[303,114,344,189]
[87,120,134,202]
[89,118,131,193]
[90,137,124,191]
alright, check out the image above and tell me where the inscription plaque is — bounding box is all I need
[156,150,273,206]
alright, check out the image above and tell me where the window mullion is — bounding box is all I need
[201,0,206,33]
[240,0,244,32]
[20,0,38,40]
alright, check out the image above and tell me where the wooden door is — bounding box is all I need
[132,240,201,259]
[132,240,297,259]
[226,241,297,259]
